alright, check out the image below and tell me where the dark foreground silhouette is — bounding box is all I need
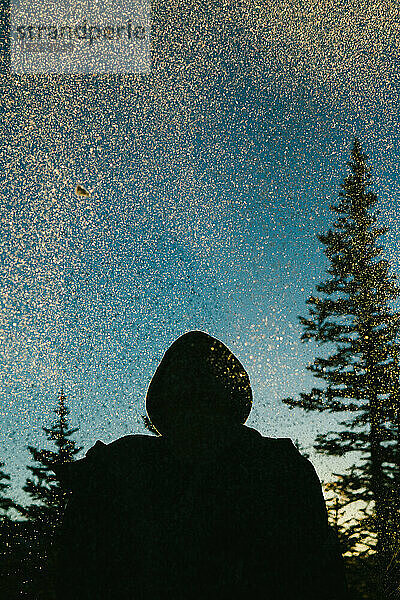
[53,331,348,599]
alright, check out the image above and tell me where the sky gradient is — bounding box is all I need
[2,0,400,508]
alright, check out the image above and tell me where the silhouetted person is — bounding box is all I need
[53,331,348,599]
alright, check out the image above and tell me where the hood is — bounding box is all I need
[145,331,252,436]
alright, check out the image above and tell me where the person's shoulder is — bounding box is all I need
[88,433,163,471]
[93,433,161,454]
[263,435,314,466]
[104,433,163,461]
[53,434,161,489]
[263,436,302,457]
[262,435,321,486]
[244,429,312,472]
[243,427,302,457]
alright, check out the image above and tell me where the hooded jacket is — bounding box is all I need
[53,331,348,599]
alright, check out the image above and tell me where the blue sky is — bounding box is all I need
[2,0,400,508]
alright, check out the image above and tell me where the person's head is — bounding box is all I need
[145,331,252,436]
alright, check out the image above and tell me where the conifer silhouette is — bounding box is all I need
[283,138,400,598]
[15,388,82,598]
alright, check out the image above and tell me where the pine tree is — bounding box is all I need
[14,388,83,598]
[323,479,360,557]
[17,388,83,529]
[283,138,400,599]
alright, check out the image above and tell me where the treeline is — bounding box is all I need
[0,139,399,599]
